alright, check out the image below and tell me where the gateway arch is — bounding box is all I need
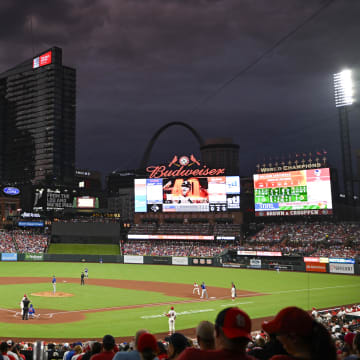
[139,121,204,169]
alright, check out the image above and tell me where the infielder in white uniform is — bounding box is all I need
[231,284,236,301]
[165,306,176,335]
[193,282,200,295]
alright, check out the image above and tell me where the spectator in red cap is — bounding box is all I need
[136,333,158,360]
[177,307,257,360]
[262,306,336,360]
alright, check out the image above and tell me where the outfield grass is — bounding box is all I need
[0,262,359,339]
[47,243,120,255]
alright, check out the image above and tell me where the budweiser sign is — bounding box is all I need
[146,154,226,178]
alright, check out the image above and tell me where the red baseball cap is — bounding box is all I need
[137,333,158,353]
[262,307,313,336]
[171,307,174,310]
[215,307,252,340]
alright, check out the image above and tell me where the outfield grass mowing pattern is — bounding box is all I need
[47,244,120,255]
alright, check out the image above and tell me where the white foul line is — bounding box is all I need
[220,301,253,307]
[266,284,360,295]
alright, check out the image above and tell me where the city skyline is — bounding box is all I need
[0,0,359,186]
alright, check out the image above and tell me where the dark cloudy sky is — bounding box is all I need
[0,0,359,186]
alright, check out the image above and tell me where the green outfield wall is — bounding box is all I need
[1,252,359,275]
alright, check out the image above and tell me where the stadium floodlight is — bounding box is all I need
[333,69,354,107]
[333,68,355,204]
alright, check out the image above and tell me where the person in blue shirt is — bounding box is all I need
[200,282,208,299]
[29,304,35,318]
[52,275,56,294]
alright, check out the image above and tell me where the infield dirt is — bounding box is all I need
[0,276,266,342]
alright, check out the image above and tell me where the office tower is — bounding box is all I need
[0,47,76,185]
[201,138,240,175]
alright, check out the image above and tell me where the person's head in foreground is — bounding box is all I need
[101,335,115,352]
[214,307,252,351]
[262,306,337,360]
[177,307,255,360]
[137,333,158,360]
[134,329,148,351]
[195,321,215,350]
[166,333,189,359]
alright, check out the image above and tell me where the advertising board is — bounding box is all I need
[33,51,52,68]
[329,263,354,274]
[124,255,144,264]
[1,253,18,261]
[192,258,213,266]
[329,258,355,264]
[24,254,44,261]
[33,188,74,211]
[306,263,326,272]
[250,259,261,269]
[237,251,257,256]
[3,187,20,195]
[172,257,189,266]
[128,234,214,240]
[18,221,44,227]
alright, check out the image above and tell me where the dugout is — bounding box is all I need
[51,223,121,244]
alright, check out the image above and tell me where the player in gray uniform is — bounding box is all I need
[200,282,208,299]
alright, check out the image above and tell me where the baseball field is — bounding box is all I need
[0,261,359,341]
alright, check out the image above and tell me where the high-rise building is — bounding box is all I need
[0,47,76,185]
[200,138,239,175]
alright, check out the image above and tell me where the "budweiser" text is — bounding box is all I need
[146,165,225,178]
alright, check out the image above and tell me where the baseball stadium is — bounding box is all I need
[0,121,360,360]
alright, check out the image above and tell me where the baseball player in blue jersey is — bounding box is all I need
[200,282,208,299]
[52,275,56,294]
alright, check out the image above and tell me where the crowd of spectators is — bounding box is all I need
[128,223,240,237]
[122,240,234,257]
[0,230,48,254]
[2,303,360,360]
[13,230,48,254]
[124,221,360,258]
[0,230,17,253]
[1,220,359,258]
[242,222,360,258]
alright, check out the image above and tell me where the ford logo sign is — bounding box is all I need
[3,187,20,195]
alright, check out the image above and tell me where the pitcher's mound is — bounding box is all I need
[31,292,73,297]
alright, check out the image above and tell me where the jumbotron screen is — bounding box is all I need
[253,168,333,215]
[73,197,99,209]
[134,176,240,212]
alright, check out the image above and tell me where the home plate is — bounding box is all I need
[210,297,216,299]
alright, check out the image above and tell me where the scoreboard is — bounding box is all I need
[134,176,240,213]
[253,168,333,215]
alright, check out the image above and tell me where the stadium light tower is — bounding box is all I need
[333,69,354,204]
